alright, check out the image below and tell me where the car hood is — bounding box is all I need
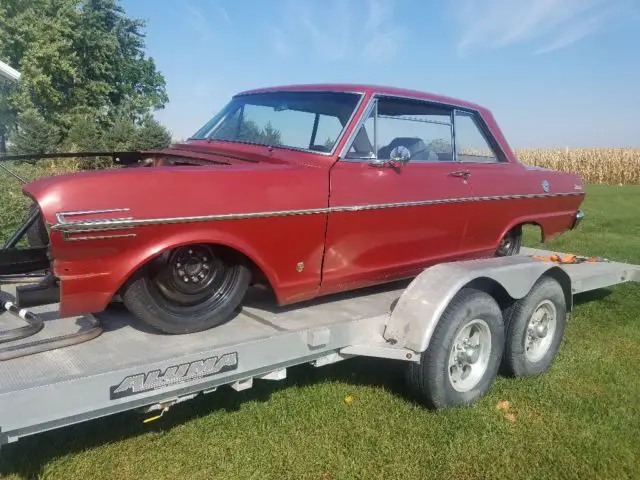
[22,151,327,232]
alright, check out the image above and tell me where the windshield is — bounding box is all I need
[190,91,362,153]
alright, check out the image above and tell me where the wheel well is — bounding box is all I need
[117,242,274,295]
[539,267,573,312]
[206,243,270,287]
[462,277,515,314]
[520,222,544,243]
[461,268,573,318]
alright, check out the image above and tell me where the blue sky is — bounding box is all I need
[120,0,640,148]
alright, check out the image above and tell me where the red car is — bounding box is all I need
[1,84,585,334]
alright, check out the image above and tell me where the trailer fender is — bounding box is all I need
[383,255,572,354]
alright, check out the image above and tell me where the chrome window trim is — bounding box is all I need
[453,109,505,164]
[337,96,377,161]
[338,93,461,164]
[450,109,457,163]
[377,115,451,127]
[51,191,584,236]
[197,90,368,158]
[338,92,511,165]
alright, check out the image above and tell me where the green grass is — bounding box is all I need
[1,184,639,479]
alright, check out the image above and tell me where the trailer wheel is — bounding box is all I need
[501,276,566,377]
[121,244,251,334]
[406,288,505,409]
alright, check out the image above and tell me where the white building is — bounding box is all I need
[0,59,20,83]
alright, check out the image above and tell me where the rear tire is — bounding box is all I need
[496,226,522,256]
[121,244,251,334]
[406,288,505,409]
[500,276,567,377]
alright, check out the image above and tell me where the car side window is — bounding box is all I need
[454,111,499,163]
[376,97,453,162]
[344,96,454,162]
[314,114,344,152]
[346,111,375,159]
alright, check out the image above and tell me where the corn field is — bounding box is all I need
[514,148,640,185]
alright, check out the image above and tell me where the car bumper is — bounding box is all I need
[570,210,585,230]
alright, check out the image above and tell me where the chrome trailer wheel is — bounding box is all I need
[447,319,493,393]
[406,288,505,409]
[121,244,251,334]
[501,276,567,377]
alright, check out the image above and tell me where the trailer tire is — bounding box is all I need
[406,288,505,409]
[500,276,566,377]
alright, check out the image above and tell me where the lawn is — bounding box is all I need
[0,184,639,479]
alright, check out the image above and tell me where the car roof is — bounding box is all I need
[236,83,488,113]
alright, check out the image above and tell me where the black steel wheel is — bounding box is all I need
[496,226,522,257]
[121,244,251,334]
[26,204,50,247]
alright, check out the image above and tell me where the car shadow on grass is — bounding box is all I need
[573,288,613,306]
[0,355,415,478]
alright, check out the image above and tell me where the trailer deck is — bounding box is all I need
[1,247,639,448]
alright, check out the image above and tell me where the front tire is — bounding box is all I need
[26,204,49,247]
[121,244,251,334]
[406,288,505,409]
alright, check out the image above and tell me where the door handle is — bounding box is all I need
[449,170,471,180]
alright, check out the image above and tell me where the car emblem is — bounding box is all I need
[541,180,550,193]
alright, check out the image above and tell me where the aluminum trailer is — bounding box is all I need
[0,247,638,450]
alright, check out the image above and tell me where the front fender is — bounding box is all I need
[383,255,571,353]
[53,225,290,317]
[109,227,281,297]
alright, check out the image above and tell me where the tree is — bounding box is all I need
[134,115,172,150]
[428,138,452,154]
[0,0,169,154]
[237,120,282,145]
[9,109,61,154]
[0,82,16,153]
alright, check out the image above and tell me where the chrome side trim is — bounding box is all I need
[51,192,584,235]
[63,233,137,242]
[56,208,132,224]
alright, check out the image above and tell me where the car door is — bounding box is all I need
[451,109,526,255]
[320,95,474,295]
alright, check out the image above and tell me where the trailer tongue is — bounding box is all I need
[0,248,638,450]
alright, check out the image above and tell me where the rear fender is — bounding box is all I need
[499,210,575,244]
[383,255,572,353]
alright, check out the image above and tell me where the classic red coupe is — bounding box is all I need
[0,84,585,334]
